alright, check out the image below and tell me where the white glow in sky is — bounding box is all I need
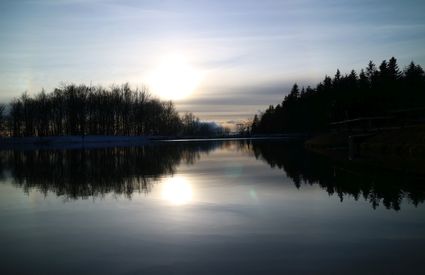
[146,53,204,101]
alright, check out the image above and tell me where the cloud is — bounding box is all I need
[1,0,425,124]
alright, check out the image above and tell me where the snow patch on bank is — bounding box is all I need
[0,136,150,150]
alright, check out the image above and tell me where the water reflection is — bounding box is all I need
[0,142,222,200]
[161,175,193,205]
[0,140,424,210]
[246,139,425,211]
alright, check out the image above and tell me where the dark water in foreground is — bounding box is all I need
[1,140,425,274]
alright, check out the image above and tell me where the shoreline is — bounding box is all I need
[0,136,150,150]
[305,126,425,158]
[304,128,425,176]
[0,134,307,150]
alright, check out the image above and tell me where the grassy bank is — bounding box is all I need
[304,125,425,176]
[358,126,425,157]
[306,126,425,157]
[305,128,425,176]
[305,132,349,151]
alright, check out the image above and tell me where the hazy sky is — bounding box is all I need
[1,0,425,125]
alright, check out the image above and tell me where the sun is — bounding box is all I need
[147,54,203,101]
[161,175,193,205]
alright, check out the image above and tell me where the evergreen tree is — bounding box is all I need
[251,58,425,134]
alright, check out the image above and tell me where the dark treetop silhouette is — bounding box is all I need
[251,57,425,134]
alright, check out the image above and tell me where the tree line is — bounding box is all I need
[0,83,224,137]
[251,57,425,134]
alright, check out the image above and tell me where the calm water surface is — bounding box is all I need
[1,140,425,274]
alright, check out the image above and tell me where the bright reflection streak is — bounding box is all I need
[161,175,193,205]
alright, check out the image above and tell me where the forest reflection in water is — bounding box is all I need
[1,139,424,210]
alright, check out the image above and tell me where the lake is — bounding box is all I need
[1,139,424,274]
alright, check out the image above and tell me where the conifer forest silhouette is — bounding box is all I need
[251,57,425,133]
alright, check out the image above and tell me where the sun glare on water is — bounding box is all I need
[161,175,193,205]
[148,54,203,101]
